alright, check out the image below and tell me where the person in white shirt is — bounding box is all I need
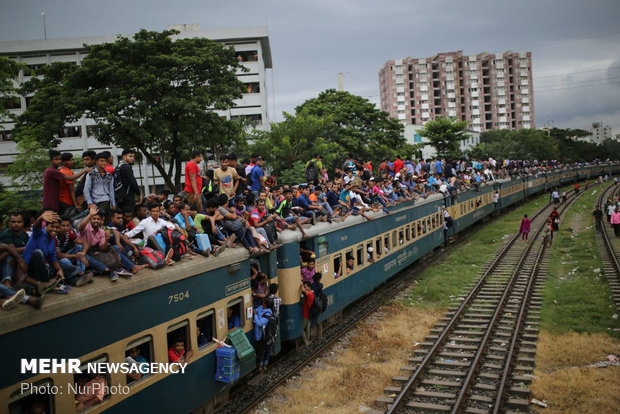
[125,202,177,264]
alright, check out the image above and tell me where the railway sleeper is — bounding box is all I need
[405,401,452,412]
[505,397,531,410]
[413,390,457,400]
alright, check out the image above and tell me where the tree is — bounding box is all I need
[0,56,25,121]
[419,117,468,159]
[295,89,406,164]
[15,62,80,147]
[18,29,246,193]
[248,110,340,174]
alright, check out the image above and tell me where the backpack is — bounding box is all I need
[305,160,319,182]
[113,164,130,202]
[262,313,279,346]
[316,290,328,313]
[260,216,277,244]
[139,247,166,269]
[309,294,323,321]
[160,228,188,262]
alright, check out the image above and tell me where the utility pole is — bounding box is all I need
[338,73,344,91]
[42,12,47,39]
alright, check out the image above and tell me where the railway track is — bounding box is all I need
[596,183,620,312]
[372,185,595,414]
[219,189,525,414]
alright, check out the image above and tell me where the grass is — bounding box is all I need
[530,183,620,413]
[399,191,551,310]
[540,183,620,336]
[258,305,442,413]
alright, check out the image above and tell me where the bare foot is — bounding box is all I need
[132,264,147,273]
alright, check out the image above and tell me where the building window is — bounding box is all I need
[235,50,258,62]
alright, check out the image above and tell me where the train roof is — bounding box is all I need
[0,247,249,335]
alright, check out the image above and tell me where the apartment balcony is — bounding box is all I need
[499,116,507,122]
[522,115,530,121]
[447,92,456,99]
[448,110,457,117]
[420,85,428,92]
[497,90,506,96]
[421,103,430,110]
[522,97,529,103]
[471,91,479,98]
[472,109,480,115]
[498,98,506,105]
[499,107,507,114]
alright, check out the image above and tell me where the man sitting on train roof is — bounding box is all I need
[22,210,66,295]
[0,243,42,309]
[106,211,148,274]
[125,202,176,264]
[78,205,134,282]
[0,212,29,291]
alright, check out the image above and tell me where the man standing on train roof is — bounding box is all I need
[249,156,266,197]
[184,150,204,213]
[213,154,240,202]
[114,149,142,212]
[83,152,116,223]
[305,154,322,186]
[58,152,91,215]
[42,150,65,212]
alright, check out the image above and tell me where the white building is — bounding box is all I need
[0,24,272,192]
[402,124,480,160]
[583,122,612,145]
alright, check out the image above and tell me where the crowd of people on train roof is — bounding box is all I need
[0,146,612,312]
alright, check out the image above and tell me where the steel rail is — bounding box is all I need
[385,185,560,414]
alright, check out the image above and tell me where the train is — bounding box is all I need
[1,163,617,414]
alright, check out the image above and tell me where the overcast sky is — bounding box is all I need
[1,0,619,133]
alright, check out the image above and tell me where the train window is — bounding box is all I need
[422,220,426,234]
[125,336,153,385]
[427,218,432,232]
[9,379,54,414]
[398,228,404,245]
[431,216,436,229]
[366,242,374,263]
[392,231,397,247]
[356,245,364,266]
[405,225,411,241]
[74,355,111,410]
[197,310,216,350]
[384,234,390,252]
[333,254,342,278]
[375,238,382,257]
[417,221,422,236]
[318,241,329,257]
[167,320,192,362]
[226,299,244,331]
[345,251,354,275]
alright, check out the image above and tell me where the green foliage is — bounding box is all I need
[16,29,246,193]
[419,117,468,159]
[481,128,560,161]
[480,128,619,162]
[0,56,25,121]
[15,62,80,147]
[250,90,408,174]
[0,186,42,223]
[541,184,620,336]
[278,160,307,186]
[248,110,340,174]
[294,89,406,164]
[5,133,50,189]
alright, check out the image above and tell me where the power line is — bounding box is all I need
[536,80,620,94]
[534,65,620,80]
[537,74,620,89]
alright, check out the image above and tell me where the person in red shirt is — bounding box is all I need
[42,150,66,212]
[103,150,115,175]
[393,156,404,177]
[58,153,91,214]
[301,281,314,346]
[168,338,193,363]
[184,150,203,212]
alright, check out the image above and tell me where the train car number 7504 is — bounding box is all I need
[168,291,190,304]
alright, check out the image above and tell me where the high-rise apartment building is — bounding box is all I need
[0,24,272,190]
[379,51,534,132]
